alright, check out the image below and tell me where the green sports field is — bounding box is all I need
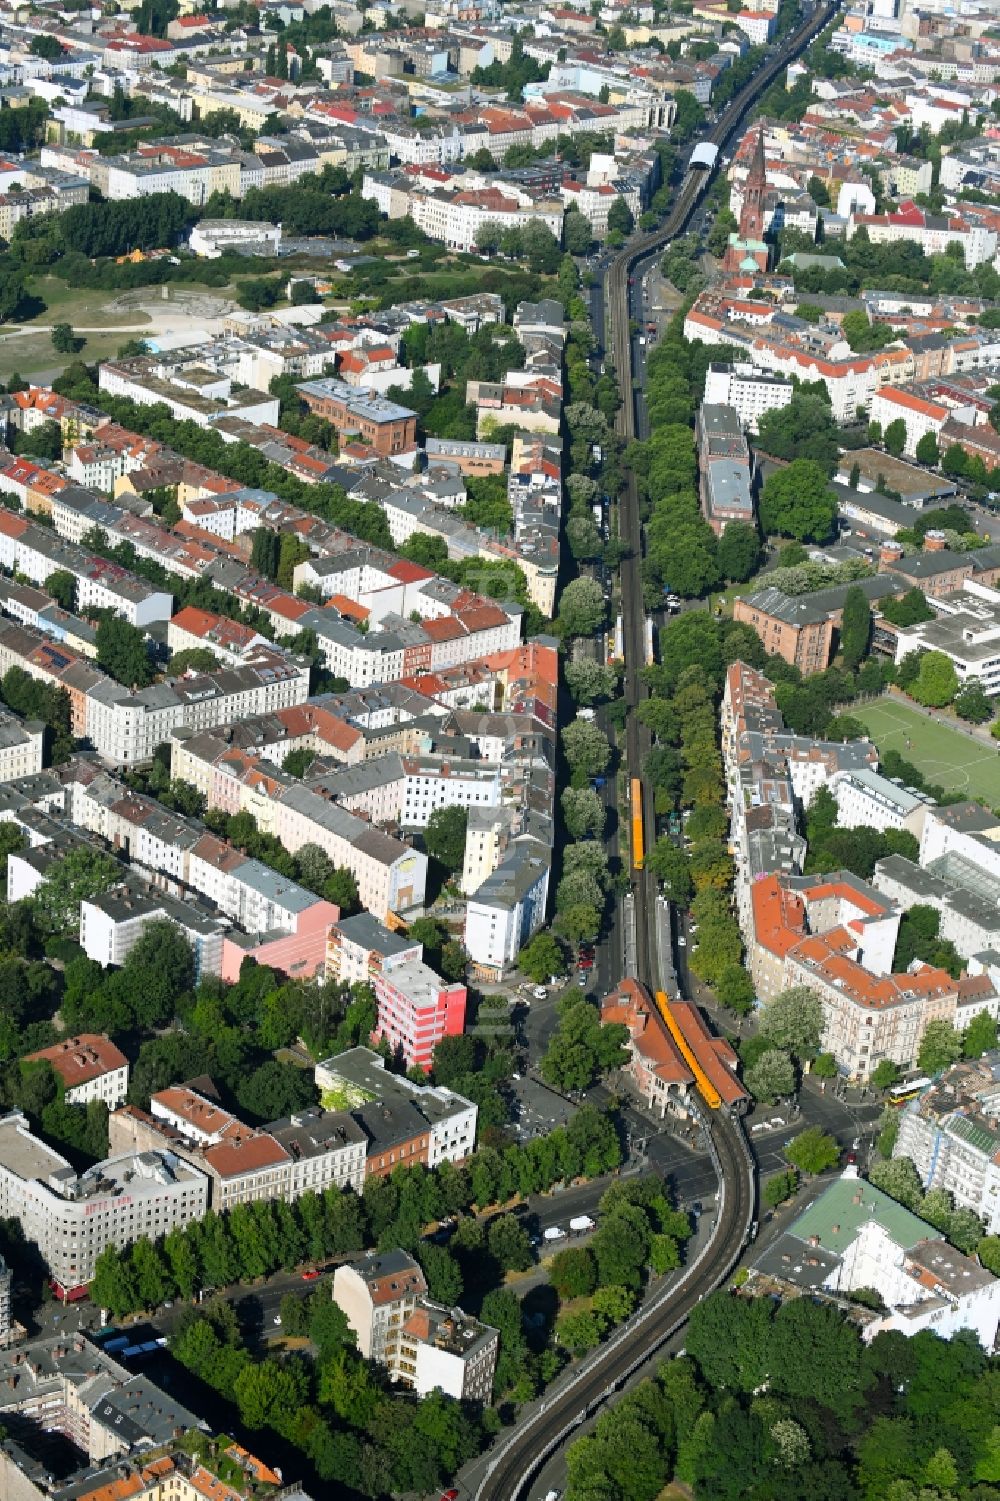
[852,697,1000,806]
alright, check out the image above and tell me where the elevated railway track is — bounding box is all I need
[475,8,835,1496]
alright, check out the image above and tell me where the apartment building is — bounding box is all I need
[869,384,951,457]
[315,1047,477,1168]
[167,605,273,666]
[890,581,1000,697]
[754,1168,1000,1347]
[464,837,550,978]
[80,885,228,977]
[895,1058,1000,1233]
[0,710,45,783]
[372,958,467,1072]
[0,509,173,628]
[110,1083,367,1211]
[23,1034,129,1109]
[828,768,933,839]
[99,356,279,434]
[875,854,1000,963]
[325,910,422,985]
[702,360,794,433]
[0,1110,208,1294]
[333,1249,497,1399]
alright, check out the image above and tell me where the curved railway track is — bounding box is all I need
[475,11,834,1496]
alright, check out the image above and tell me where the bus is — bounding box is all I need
[631,777,644,872]
[888,1075,932,1106]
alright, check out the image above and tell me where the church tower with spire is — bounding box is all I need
[739,124,768,243]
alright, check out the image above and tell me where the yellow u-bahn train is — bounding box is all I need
[655,991,722,1110]
[631,776,644,872]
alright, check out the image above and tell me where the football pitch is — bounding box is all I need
[852,697,1000,807]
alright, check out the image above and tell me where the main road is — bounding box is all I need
[475,7,838,1499]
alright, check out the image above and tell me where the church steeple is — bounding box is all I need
[740,123,767,242]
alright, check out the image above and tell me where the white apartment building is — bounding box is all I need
[874,854,1000,963]
[461,805,515,896]
[702,361,794,433]
[896,1064,1000,1234]
[79,887,228,978]
[828,768,933,839]
[464,837,550,977]
[82,652,310,766]
[869,385,951,457]
[325,911,422,985]
[22,1034,129,1109]
[333,1250,497,1400]
[757,1168,1000,1348]
[0,712,44,783]
[0,1111,209,1293]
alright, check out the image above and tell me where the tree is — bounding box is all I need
[607,196,634,237]
[541,996,627,1092]
[415,1242,463,1304]
[46,570,76,611]
[563,206,593,254]
[519,930,564,984]
[561,786,606,841]
[556,1308,603,1354]
[883,418,907,457]
[558,577,606,639]
[840,585,870,670]
[745,1048,795,1104]
[812,1051,838,1079]
[565,659,618,705]
[323,866,360,915]
[868,1155,925,1211]
[764,1169,799,1208]
[915,432,940,466]
[487,1214,533,1273]
[32,847,120,935]
[51,323,81,355]
[561,719,611,779]
[95,616,153,687]
[716,522,762,583]
[909,649,958,709]
[964,1010,998,1058]
[784,1127,839,1176]
[424,805,468,873]
[758,986,824,1060]
[759,459,838,542]
[871,1059,902,1090]
[549,1246,597,1298]
[646,839,694,905]
[917,1018,963,1074]
[954,682,993,724]
[716,964,755,1014]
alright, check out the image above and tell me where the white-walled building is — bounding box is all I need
[22,1034,129,1109]
[0,712,44,783]
[754,1168,1000,1348]
[464,837,550,978]
[895,1058,1000,1234]
[828,768,933,840]
[0,1110,209,1294]
[702,360,794,433]
[333,1249,498,1400]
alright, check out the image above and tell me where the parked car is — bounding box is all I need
[532,986,548,1000]
[301,1268,320,1281]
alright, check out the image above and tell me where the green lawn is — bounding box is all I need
[852,696,1000,805]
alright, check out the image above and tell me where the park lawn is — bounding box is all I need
[24,275,154,327]
[0,324,132,383]
[852,696,1000,805]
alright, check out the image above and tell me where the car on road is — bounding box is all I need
[301,1268,320,1281]
[677,935,687,947]
[577,974,588,987]
[532,986,548,1000]
[440,1490,459,1501]
[273,1315,282,1326]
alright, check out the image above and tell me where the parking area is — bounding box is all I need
[510,1074,578,1139]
